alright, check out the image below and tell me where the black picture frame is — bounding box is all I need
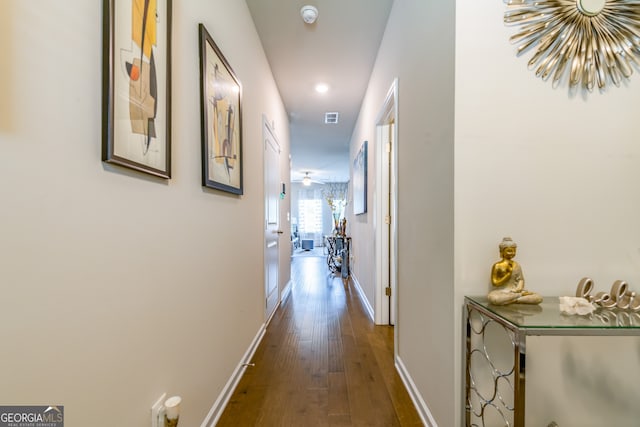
[199,23,243,194]
[102,0,172,178]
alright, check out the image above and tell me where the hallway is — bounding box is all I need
[217,255,423,426]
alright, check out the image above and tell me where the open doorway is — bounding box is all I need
[375,79,398,327]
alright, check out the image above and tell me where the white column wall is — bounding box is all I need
[349,0,456,424]
[456,1,640,299]
[352,0,640,425]
[0,1,289,426]
[455,0,640,425]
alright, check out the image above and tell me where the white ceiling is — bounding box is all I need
[245,0,394,183]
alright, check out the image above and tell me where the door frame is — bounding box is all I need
[374,79,398,328]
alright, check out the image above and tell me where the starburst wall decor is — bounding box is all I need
[504,0,640,91]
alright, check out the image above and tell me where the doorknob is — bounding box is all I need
[274,230,284,234]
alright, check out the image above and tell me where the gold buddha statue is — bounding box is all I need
[488,237,542,306]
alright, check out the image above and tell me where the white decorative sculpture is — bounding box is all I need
[559,296,596,315]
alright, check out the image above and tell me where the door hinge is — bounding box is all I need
[385,215,391,225]
[385,287,391,296]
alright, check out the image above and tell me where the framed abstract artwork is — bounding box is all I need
[102,0,172,178]
[199,23,243,195]
[353,140,367,215]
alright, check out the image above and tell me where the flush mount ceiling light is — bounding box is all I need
[315,83,329,93]
[504,0,640,91]
[301,5,319,24]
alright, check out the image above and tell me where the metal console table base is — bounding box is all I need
[324,235,350,276]
[464,296,640,427]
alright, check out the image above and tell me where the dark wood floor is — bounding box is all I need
[216,254,423,426]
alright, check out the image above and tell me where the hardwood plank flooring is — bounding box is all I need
[216,255,423,426]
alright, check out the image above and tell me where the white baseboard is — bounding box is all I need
[395,355,438,427]
[281,279,292,303]
[350,274,375,322]
[200,280,293,426]
[200,324,266,427]
[350,275,435,425]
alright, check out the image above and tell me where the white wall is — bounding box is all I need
[455,1,640,298]
[526,336,640,426]
[455,0,640,424]
[0,1,289,426]
[347,137,375,307]
[349,0,456,424]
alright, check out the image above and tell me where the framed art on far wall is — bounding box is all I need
[199,23,243,195]
[353,140,367,215]
[102,0,172,178]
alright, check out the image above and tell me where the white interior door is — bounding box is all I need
[264,120,281,321]
[375,79,398,326]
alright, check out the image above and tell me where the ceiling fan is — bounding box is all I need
[293,171,325,186]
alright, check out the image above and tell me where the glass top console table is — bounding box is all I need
[464,296,640,427]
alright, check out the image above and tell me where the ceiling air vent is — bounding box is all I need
[324,112,339,124]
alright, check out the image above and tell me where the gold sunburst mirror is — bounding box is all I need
[504,0,640,91]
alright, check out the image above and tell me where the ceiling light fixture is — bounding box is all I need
[302,172,312,186]
[300,5,318,24]
[315,83,329,93]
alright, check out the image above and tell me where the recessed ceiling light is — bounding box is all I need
[315,83,329,93]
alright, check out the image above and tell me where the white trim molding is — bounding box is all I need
[374,78,399,326]
[202,278,292,426]
[396,355,438,427]
[201,324,266,427]
[350,273,375,322]
[281,279,293,304]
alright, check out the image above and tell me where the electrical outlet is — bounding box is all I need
[151,393,167,427]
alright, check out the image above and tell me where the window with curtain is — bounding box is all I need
[297,187,325,246]
[298,199,323,234]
